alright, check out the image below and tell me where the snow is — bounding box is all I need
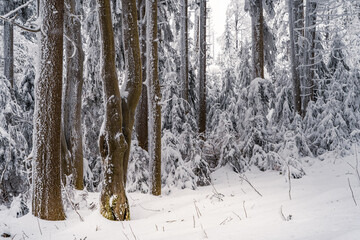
[1,153,360,239]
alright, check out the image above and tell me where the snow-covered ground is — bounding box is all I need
[1,153,360,240]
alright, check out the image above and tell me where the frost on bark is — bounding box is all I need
[249,0,264,79]
[180,0,189,102]
[288,0,303,116]
[198,0,207,136]
[97,0,142,220]
[63,0,84,190]
[135,0,148,151]
[146,0,161,196]
[302,1,317,116]
[32,0,66,221]
[3,2,14,87]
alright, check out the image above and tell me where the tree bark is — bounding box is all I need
[288,0,302,116]
[3,2,14,87]
[135,0,148,151]
[32,0,66,221]
[198,0,207,136]
[146,0,161,196]
[250,0,264,79]
[302,1,316,116]
[97,0,142,220]
[63,0,84,190]
[180,0,189,102]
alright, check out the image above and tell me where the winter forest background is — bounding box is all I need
[1,0,360,239]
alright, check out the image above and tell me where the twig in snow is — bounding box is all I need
[0,162,9,186]
[280,205,292,221]
[129,225,137,240]
[348,178,357,206]
[122,230,130,240]
[155,224,158,231]
[162,226,165,232]
[193,215,196,228]
[243,201,248,218]
[11,234,16,239]
[232,211,241,221]
[22,231,29,239]
[61,182,84,222]
[355,145,360,184]
[288,165,292,200]
[138,204,161,212]
[193,200,202,218]
[239,174,262,197]
[36,217,42,235]
[220,217,233,225]
[201,224,208,238]
[166,220,177,223]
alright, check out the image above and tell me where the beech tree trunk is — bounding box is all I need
[288,0,302,116]
[250,0,264,79]
[180,0,189,101]
[3,2,14,87]
[198,0,207,136]
[97,0,142,220]
[32,0,66,221]
[63,0,84,190]
[146,0,161,196]
[135,0,148,151]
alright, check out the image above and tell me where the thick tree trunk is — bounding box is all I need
[250,0,264,79]
[302,1,317,116]
[198,0,207,136]
[3,2,14,87]
[63,0,84,190]
[146,0,161,196]
[97,0,142,220]
[288,0,302,116]
[180,0,189,101]
[32,0,66,221]
[135,0,148,151]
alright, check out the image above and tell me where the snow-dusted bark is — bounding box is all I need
[135,0,148,151]
[249,0,264,79]
[198,0,206,136]
[146,0,161,196]
[180,0,189,101]
[3,2,14,87]
[288,0,303,116]
[63,0,84,190]
[32,0,66,220]
[97,0,142,220]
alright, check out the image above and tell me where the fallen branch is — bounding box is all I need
[193,200,202,218]
[138,204,161,212]
[232,211,241,221]
[239,175,263,197]
[288,165,292,200]
[348,178,357,206]
[243,201,248,218]
[129,225,137,240]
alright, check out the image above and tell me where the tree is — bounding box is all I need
[198,0,207,136]
[32,0,66,220]
[288,0,303,115]
[62,0,84,190]
[146,0,161,196]
[135,0,148,151]
[3,1,14,87]
[180,0,189,102]
[97,0,142,220]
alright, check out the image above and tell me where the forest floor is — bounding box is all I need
[1,152,360,240]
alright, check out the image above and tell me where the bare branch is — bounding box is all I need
[1,0,34,18]
[0,16,40,33]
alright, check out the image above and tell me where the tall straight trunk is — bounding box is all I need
[135,0,148,151]
[146,0,161,196]
[4,2,14,87]
[250,0,264,79]
[194,12,200,53]
[63,0,84,190]
[97,0,142,220]
[288,0,302,115]
[32,0,66,221]
[198,0,206,136]
[180,0,189,101]
[302,1,317,116]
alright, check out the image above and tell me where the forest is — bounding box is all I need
[0,0,360,239]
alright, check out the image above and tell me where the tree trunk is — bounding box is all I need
[32,0,66,221]
[63,0,84,190]
[302,1,316,116]
[146,0,161,196]
[288,0,302,116]
[250,0,264,79]
[3,2,14,87]
[180,0,189,102]
[97,0,142,220]
[198,0,207,136]
[135,0,148,151]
